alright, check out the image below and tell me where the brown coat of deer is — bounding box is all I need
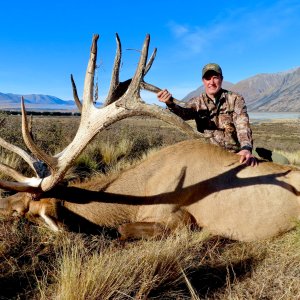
[0,34,300,242]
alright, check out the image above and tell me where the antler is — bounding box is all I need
[104,33,160,106]
[0,33,202,193]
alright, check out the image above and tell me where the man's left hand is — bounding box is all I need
[237,149,258,167]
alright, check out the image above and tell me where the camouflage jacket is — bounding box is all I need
[167,89,253,152]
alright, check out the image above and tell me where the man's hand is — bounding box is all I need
[157,89,173,105]
[237,149,258,167]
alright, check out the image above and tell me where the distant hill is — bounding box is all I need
[0,93,78,111]
[182,67,300,112]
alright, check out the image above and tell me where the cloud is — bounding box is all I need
[166,1,300,57]
[167,21,224,55]
[169,22,189,38]
[165,23,220,56]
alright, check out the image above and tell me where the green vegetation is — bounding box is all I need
[0,115,300,299]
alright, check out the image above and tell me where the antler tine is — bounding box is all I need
[139,46,186,106]
[0,177,41,192]
[82,34,99,114]
[0,161,42,192]
[71,74,82,112]
[140,47,187,105]
[0,162,37,184]
[104,35,156,107]
[144,47,157,76]
[0,136,40,176]
[105,33,122,106]
[21,97,57,171]
[122,34,150,101]
[140,82,187,106]
[37,34,106,191]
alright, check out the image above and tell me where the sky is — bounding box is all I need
[0,0,300,104]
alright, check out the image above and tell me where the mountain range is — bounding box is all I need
[1,67,300,112]
[183,67,300,112]
[0,93,77,111]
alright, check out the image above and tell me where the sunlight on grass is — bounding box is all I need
[0,152,22,178]
[276,149,300,166]
[48,229,210,300]
[100,138,133,165]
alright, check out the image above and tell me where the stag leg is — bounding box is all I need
[39,206,60,232]
[118,222,170,240]
[118,208,197,240]
[27,199,63,232]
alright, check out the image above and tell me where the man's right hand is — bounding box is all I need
[237,149,258,167]
[157,89,173,105]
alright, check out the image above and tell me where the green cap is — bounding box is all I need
[202,63,222,78]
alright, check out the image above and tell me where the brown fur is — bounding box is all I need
[2,140,300,241]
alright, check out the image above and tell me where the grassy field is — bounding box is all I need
[0,114,300,299]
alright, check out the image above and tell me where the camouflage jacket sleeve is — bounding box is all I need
[166,97,199,120]
[231,94,253,151]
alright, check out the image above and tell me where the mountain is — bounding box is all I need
[182,67,300,112]
[0,93,77,110]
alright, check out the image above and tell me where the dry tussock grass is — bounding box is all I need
[216,225,300,299]
[2,215,300,299]
[0,153,22,180]
[276,149,300,166]
[50,229,209,300]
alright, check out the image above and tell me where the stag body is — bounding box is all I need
[1,34,300,242]
[51,141,300,241]
[5,140,299,241]
[67,140,300,241]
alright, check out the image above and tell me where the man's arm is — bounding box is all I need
[232,94,257,166]
[157,89,198,120]
[232,95,253,150]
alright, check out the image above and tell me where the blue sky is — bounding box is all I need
[0,0,299,104]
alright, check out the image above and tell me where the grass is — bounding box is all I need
[276,149,300,166]
[50,229,206,300]
[217,225,300,299]
[251,120,300,153]
[1,114,300,299]
[2,216,300,299]
[0,153,22,179]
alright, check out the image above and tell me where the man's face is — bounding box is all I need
[202,71,223,98]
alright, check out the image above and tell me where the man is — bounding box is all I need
[157,63,257,166]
